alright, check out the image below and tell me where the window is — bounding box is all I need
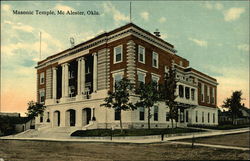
[115,110,121,120]
[138,45,145,63]
[139,107,145,121]
[180,111,184,122]
[137,71,146,86]
[39,89,45,104]
[154,106,158,121]
[114,45,123,63]
[179,85,184,98]
[47,112,50,122]
[211,87,215,104]
[179,61,183,67]
[191,89,195,100]
[196,111,198,122]
[208,113,210,123]
[186,111,189,122]
[166,112,170,121]
[185,87,190,99]
[40,116,43,123]
[152,52,158,68]
[202,112,204,123]
[152,75,159,84]
[40,72,45,85]
[201,83,204,102]
[113,72,123,91]
[207,86,210,103]
[213,113,215,123]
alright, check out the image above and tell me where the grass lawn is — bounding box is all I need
[71,127,204,137]
[0,140,249,161]
[179,132,250,148]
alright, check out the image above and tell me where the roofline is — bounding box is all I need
[38,23,175,65]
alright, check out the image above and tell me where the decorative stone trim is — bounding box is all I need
[126,40,136,84]
[97,48,110,90]
[46,68,52,99]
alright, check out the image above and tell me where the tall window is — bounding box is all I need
[185,87,190,99]
[202,112,204,123]
[186,111,189,122]
[39,89,45,104]
[213,113,215,123]
[196,111,198,122]
[179,85,184,98]
[115,109,121,120]
[138,45,145,63]
[137,71,146,87]
[40,72,45,85]
[152,52,158,68]
[114,45,123,63]
[151,75,159,84]
[166,112,170,121]
[139,107,145,121]
[207,86,210,103]
[191,89,195,100]
[113,73,123,91]
[154,106,158,121]
[211,87,215,104]
[208,112,210,123]
[201,83,204,102]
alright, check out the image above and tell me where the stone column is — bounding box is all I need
[64,63,69,97]
[81,57,86,95]
[183,86,185,99]
[126,40,136,84]
[93,53,98,92]
[77,58,82,96]
[61,64,65,98]
[75,109,82,127]
[52,67,57,99]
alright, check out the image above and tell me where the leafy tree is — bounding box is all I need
[26,101,45,128]
[135,81,161,129]
[222,90,244,125]
[101,78,136,132]
[160,65,178,129]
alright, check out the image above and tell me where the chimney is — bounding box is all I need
[154,29,160,37]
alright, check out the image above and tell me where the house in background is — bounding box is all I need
[35,23,218,132]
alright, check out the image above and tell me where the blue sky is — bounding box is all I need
[1,1,249,114]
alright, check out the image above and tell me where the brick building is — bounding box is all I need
[35,23,218,130]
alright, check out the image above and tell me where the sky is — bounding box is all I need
[1,1,249,115]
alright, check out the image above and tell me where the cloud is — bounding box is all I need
[103,2,129,23]
[215,3,223,10]
[140,12,149,21]
[224,8,245,22]
[188,37,207,47]
[238,44,249,52]
[159,17,166,23]
[1,4,11,11]
[4,20,34,33]
[54,4,74,12]
[204,2,223,10]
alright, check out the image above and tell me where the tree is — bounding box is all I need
[101,78,136,132]
[222,90,244,125]
[26,101,45,128]
[161,65,178,129]
[135,81,161,129]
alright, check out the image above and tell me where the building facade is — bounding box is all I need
[35,23,218,130]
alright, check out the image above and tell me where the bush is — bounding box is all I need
[187,124,250,130]
[71,128,204,137]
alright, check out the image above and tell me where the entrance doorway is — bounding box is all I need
[67,109,76,126]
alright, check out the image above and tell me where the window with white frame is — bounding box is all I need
[114,45,123,63]
[207,85,210,103]
[39,89,45,104]
[138,45,145,63]
[139,107,145,121]
[151,75,159,84]
[152,52,158,68]
[113,71,123,91]
[137,71,146,87]
[191,89,195,100]
[211,87,215,104]
[40,72,45,85]
[201,83,204,102]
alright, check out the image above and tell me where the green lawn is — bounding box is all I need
[71,127,204,137]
